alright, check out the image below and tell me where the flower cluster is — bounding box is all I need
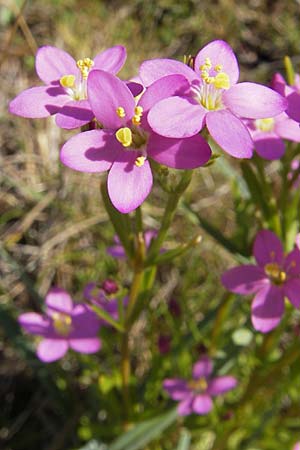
[9,40,288,213]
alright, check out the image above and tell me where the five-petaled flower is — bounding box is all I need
[9,45,127,129]
[60,70,211,213]
[163,356,237,416]
[140,40,287,158]
[18,288,101,362]
[222,230,300,333]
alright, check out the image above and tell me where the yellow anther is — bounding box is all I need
[213,72,230,89]
[116,127,132,147]
[53,313,72,336]
[264,262,286,285]
[188,377,208,392]
[135,106,143,116]
[255,118,275,133]
[116,106,126,118]
[215,64,223,72]
[60,74,76,88]
[204,57,212,68]
[132,115,142,126]
[76,57,94,79]
[135,156,146,167]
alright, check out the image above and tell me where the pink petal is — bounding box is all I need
[37,338,69,362]
[284,247,300,276]
[192,356,213,379]
[46,287,73,315]
[148,96,206,138]
[147,133,211,169]
[87,70,135,129]
[293,442,300,450]
[126,81,144,97]
[35,46,78,84]
[207,376,237,396]
[139,58,197,86]
[18,312,50,336]
[93,45,126,74]
[107,152,153,213]
[286,89,300,122]
[221,265,267,294]
[69,337,101,354]
[253,132,285,160]
[271,73,286,95]
[177,394,194,416]
[60,130,121,173]
[138,74,190,117]
[71,304,101,336]
[206,110,253,158]
[275,115,300,142]
[55,99,94,129]
[253,230,284,267]
[284,278,300,308]
[223,82,287,119]
[194,40,239,86]
[9,86,69,118]
[251,285,285,333]
[163,378,190,400]
[192,394,213,415]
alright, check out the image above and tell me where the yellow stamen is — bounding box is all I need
[135,156,146,167]
[264,262,286,285]
[76,57,94,79]
[53,313,72,336]
[214,72,230,90]
[116,127,132,147]
[215,64,223,72]
[116,106,126,118]
[255,118,275,133]
[132,106,143,126]
[188,377,208,392]
[60,74,76,88]
[135,106,143,116]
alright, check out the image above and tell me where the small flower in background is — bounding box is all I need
[289,159,300,188]
[101,278,119,295]
[163,356,237,416]
[9,45,126,129]
[83,282,127,326]
[18,288,101,363]
[222,230,300,333]
[107,230,157,259]
[140,40,287,159]
[60,70,211,213]
[244,111,300,160]
[158,334,171,354]
[293,443,300,450]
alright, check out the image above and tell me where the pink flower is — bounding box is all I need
[163,356,237,416]
[293,443,300,450]
[60,70,211,213]
[222,230,300,333]
[140,40,287,158]
[18,288,101,362]
[244,111,300,160]
[9,45,126,129]
[107,230,157,259]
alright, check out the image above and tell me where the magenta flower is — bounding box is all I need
[60,70,211,213]
[18,288,101,362]
[163,356,237,416]
[140,40,287,158]
[107,230,157,259]
[222,230,300,333]
[9,45,126,129]
[244,111,300,160]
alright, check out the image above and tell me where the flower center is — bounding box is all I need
[59,57,94,101]
[115,106,149,166]
[191,57,230,111]
[52,313,72,336]
[188,377,208,393]
[264,262,286,285]
[255,117,275,132]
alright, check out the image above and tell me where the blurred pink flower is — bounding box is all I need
[163,356,237,416]
[222,230,300,333]
[19,288,101,362]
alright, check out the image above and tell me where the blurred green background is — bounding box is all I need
[1,1,300,449]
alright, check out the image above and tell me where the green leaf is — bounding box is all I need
[176,429,191,450]
[109,408,178,450]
